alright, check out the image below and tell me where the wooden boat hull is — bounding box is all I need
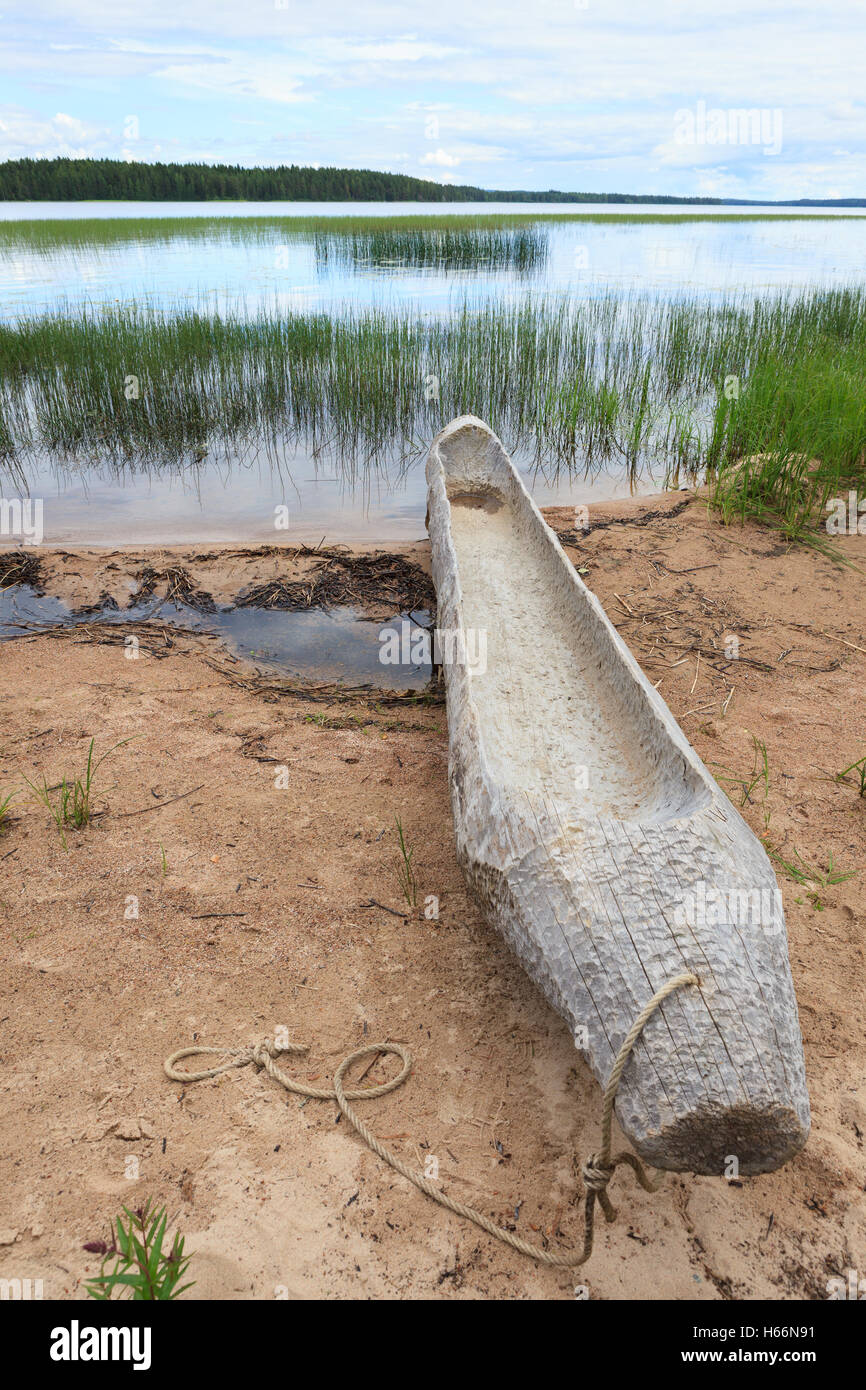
[426,416,809,1175]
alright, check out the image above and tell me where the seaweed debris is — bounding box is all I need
[235,551,435,617]
[0,549,43,591]
[71,592,121,618]
[130,565,217,613]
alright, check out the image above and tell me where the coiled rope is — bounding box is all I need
[164,970,698,1268]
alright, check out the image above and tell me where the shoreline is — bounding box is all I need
[0,487,684,560]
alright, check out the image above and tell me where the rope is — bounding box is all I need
[164,970,699,1268]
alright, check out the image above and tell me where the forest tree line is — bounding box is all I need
[0,158,725,203]
[1,158,858,205]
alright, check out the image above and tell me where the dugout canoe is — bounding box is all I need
[425,415,810,1175]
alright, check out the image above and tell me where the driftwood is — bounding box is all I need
[426,416,809,1175]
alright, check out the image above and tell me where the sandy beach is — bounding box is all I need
[1,492,864,1301]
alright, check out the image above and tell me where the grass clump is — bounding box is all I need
[836,754,866,798]
[394,815,418,912]
[766,847,859,911]
[708,320,866,551]
[23,735,132,848]
[84,1200,193,1301]
[711,734,772,828]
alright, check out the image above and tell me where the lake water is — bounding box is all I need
[3,201,865,319]
[1,202,864,544]
[0,584,433,689]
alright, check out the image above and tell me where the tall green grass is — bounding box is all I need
[0,287,863,542]
[0,211,859,255]
[311,225,546,273]
[0,215,549,274]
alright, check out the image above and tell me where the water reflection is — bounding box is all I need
[0,583,434,690]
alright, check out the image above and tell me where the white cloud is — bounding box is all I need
[0,107,111,159]
[313,37,459,63]
[152,60,313,105]
[419,148,462,167]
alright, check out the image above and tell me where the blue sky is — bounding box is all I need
[1,0,864,198]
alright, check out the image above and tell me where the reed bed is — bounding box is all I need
[0,211,859,255]
[311,225,546,273]
[0,287,863,542]
[0,215,549,275]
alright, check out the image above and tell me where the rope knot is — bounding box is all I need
[581,1155,613,1192]
[250,1037,310,1068]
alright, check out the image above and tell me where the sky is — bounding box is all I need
[0,0,864,199]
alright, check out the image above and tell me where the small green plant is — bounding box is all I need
[0,790,16,834]
[23,736,133,848]
[159,842,168,876]
[394,815,418,912]
[84,1201,194,1301]
[766,847,859,910]
[835,754,866,799]
[711,734,771,826]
